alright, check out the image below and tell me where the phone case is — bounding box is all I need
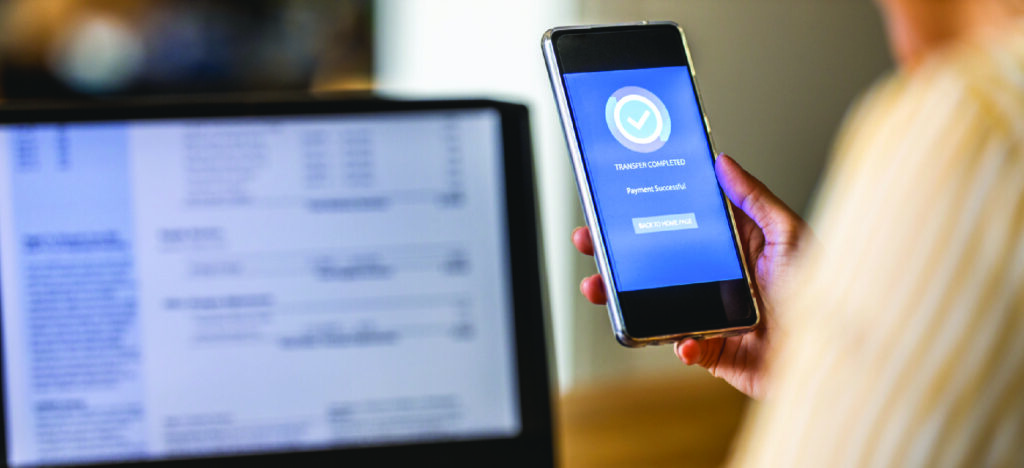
[541,21,760,347]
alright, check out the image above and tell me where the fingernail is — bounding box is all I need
[675,343,690,364]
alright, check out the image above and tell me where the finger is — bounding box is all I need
[579,274,607,304]
[729,198,760,246]
[674,339,703,365]
[675,337,726,370]
[715,154,798,235]
[571,226,594,256]
[729,195,755,232]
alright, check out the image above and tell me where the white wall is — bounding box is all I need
[373,0,581,390]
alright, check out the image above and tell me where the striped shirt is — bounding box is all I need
[729,22,1024,468]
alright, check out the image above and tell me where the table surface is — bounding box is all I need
[556,373,750,468]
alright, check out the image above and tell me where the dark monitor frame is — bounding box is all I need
[0,95,554,468]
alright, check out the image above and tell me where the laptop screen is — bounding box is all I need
[0,109,521,466]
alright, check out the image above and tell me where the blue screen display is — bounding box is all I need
[563,66,743,292]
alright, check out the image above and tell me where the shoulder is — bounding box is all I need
[874,23,1024,142]
[938,25,1024,136]
[817,24,1024,218]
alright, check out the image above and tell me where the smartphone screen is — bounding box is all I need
[550,25,756,341]
[563,65,743,291]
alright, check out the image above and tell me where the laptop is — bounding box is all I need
[0,97,553,467]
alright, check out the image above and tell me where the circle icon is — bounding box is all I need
[605,86,671,153]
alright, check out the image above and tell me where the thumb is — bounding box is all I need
[714,153,795,234]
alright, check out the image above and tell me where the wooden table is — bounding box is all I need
[556,373,750,468]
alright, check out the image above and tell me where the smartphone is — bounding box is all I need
[542,22,759,347]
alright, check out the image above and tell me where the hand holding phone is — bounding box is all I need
[575,153,807,399]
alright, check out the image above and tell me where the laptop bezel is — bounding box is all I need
[0,96,554,468]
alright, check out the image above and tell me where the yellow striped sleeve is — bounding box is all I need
[728,26,1024,468]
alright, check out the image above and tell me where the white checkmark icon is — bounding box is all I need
[608,89,669,150]
[626,110,651,130]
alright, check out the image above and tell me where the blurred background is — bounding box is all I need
[0,0,892,465]
[0,0,372,97]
